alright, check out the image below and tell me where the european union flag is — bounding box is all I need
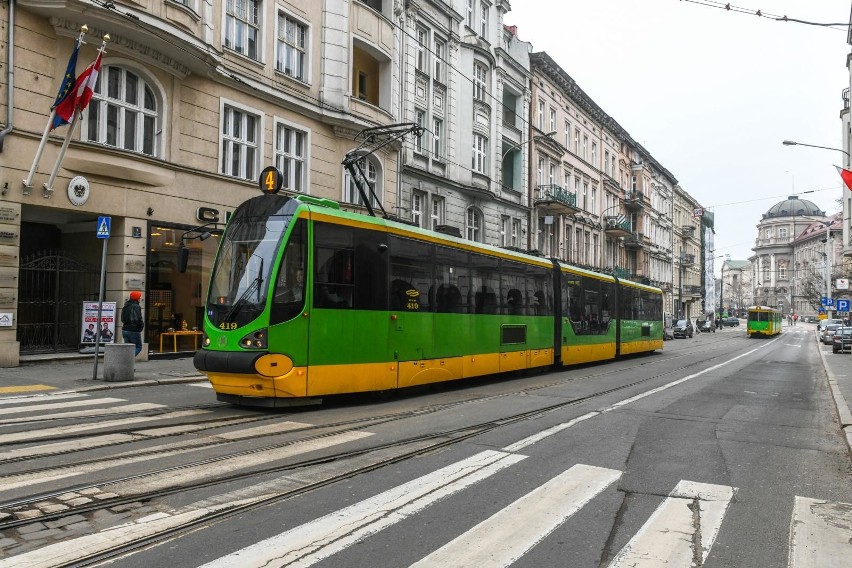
[51,38,81,128]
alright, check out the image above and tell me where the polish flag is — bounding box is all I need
[836,165,852,191]
[75,51,102,113]
[52,51,102,128]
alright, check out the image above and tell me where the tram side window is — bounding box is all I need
[500,263,527,315]
[583,278,606,335]
[600,281,615,329]
[642,291,662,321]
[434,245,468,313]
[620,286,637,320]
[389,236,433,311]
[314,223,355,309]
[470,253,499,314]
[271,220,307,324]
[562,274,584,334]
[526,265,552,316]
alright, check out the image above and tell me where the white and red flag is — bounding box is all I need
[836,165,852,191]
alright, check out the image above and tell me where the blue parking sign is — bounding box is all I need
[837,299,850,313]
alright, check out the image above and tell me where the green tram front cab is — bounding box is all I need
[746,306,781,337]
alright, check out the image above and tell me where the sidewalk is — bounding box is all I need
[0,352,205,395]
[814,327,852,459]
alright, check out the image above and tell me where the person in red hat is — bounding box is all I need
[121,290,144,356]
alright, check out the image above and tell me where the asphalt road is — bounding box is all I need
[1,326,849,567]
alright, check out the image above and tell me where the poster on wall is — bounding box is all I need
[81,302,116,344]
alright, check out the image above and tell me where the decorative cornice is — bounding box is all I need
[51,17,192,78]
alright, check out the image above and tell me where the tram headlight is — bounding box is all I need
[203,331,210,347]
[239,328,268,349]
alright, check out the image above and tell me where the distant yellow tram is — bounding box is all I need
[746,306,782,337]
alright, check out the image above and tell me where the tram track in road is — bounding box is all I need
[0,333,766,560]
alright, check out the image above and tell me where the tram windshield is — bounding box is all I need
[206,195,299,328]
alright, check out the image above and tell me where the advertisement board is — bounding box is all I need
[81,302,116,343]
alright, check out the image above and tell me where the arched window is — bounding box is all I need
[84,65,160,157]
[466,206,483,242]
[343,155,382,208]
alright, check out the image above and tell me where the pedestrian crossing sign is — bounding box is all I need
[96,216,111,239]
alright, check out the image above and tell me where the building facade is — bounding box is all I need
[0,0,405,364]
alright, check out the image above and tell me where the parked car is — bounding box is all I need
[699,320,716,333]
[832,327,852,353]
[821,323,843,344]
[673,319,694,338]
[722,317,740,327]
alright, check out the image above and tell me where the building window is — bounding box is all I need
[225,0,260,60]
[537,100,545,130]
[465,0,474,28]
[414,108,425,153]
[416,27,428,73]
[221,104,260,181]
[274,122,307,192]
[431,196,445,230]
[549,108,556,133]
[779,266,787,279]
[479,2,489,37]
[434,38,445,81]
[85,66,159,157]
[467,207,483,242]
[537,157,544,186]
[276,12,307,80]
[583,135,588,161]
[473,63,487,101]
[604,150,610,175]
[564,120,571,147]
[500,215,510,247]
[472,133,487,173]
[631,175,637,191]
[574,128,580,155]
[344,155,381,207]
[779,227,788,238]
[583,181,588,210]
[591,142,597,165]
[548,163,556,186]
[511,219,520,247]
[591,187,597,213]
[412,191,425,227]
[433,118,443,157]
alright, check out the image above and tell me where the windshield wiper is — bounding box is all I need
[224,259,264,322]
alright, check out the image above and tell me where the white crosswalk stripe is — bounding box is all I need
[607,480,736,567]
[410,464,621,568]
[788,496,852,567]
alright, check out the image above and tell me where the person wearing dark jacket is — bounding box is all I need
[121,291,144,356]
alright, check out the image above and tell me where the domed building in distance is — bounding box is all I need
[751,195,827,315]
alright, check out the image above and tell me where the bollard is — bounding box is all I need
[103,343,136,382]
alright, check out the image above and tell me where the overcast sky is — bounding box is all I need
[506,0,850,267]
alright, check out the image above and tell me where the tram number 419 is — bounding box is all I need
[218,322,238,330]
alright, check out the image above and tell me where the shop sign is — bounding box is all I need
[196,207,231,224]
[0,207,18,222]
[0,230,17,241]
[80,302,116,344]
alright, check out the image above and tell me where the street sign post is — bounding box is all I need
[93,217,110,381]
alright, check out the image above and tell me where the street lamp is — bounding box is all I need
[782,140,851,158]
[502,130,557,160]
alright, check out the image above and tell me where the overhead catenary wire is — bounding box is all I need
[680,0,849,30]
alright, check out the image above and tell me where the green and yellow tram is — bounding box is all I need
[194,190,664,406]
[746,306,782,337]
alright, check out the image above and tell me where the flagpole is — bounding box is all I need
[42,33,106,199]
[23,26,87,195]
[23,112,57,194]
[43,112,80,198]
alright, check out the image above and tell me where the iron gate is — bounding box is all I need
[17,251,101,353]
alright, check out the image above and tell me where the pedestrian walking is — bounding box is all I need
[121,291,144,356]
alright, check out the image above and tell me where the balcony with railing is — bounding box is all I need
[623,191,644,210]
[681,225,695,239]
[623,232,645,249]
[535,185,579,214]
[604,216,632,238]
[679,253,695,265]
[686,285,702,297]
